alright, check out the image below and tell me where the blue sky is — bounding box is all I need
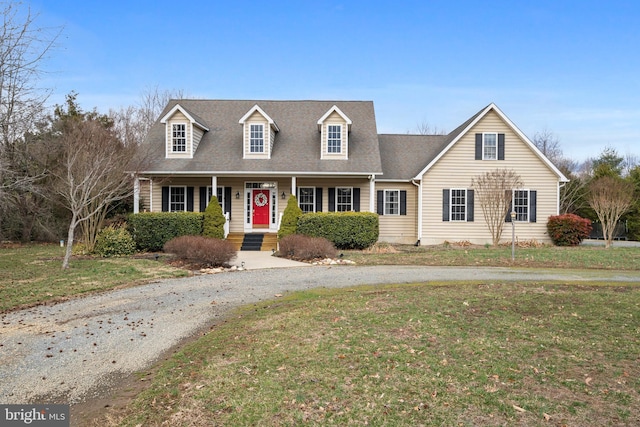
[33,0,639,163]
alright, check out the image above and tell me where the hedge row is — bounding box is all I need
[127,212,204,251]
[297,212,378,250]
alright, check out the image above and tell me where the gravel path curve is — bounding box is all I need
[2,265,639,405]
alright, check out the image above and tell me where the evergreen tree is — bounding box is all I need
[203,196,226,239]
[278,195,303,239]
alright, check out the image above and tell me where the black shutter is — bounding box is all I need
[162,187,169,212]
[377,190,384,215]
[498,134,505,160]
[315,187,323,212]
[199,187,207,212]
[400,190,407,215]
[353,188,360,212]
[186,187,194,212]
[505,190,513,222]
[475,134,482,160]
[328,188,335,212]
[467,189,474,222]
[443,189,450,221]
[530,190,537,223]
[224,187,232,220]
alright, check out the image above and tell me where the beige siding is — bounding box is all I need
[376,182,418,244]
[165,111,192,158]
[320,111,348,160]
[297,178,371,213]
[192,126,204,153]
[421,110,560,245]
[243,111,270,159]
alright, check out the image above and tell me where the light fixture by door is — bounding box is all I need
[281,192,286,199]
[235,191,240,199]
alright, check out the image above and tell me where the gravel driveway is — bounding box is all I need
[2,265,639,406]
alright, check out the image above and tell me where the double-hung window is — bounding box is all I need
[250,124,264,153]
[172,124,186,152]
[336,187,352,212]
[169,187,186,212]
[384,190,400,215]
[327,125,342,153]
[483,133,497,160]
[450,189,467,221]
[298,187,315,213]
[513,190,529,222]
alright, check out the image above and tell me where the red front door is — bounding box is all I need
[252,189,270,228]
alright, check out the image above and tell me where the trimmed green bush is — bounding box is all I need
[297,212,379,250]
[547,213,592,246]
[278,195,303,240]
[127,212,203,252]
[203,196,226,239]
[94,226,136,257]
[278,234,337,260]
[164,235,236,267]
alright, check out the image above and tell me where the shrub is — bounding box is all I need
[297,212,379,250]
[94,226,136,257]
[278,234,337,261]
[278,195,303,240]
[547,214,592,246]
[127,212,203,252]
[203,196,226,239]
[164,235,236,267]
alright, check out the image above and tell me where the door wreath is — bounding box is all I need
[254,192,268,207]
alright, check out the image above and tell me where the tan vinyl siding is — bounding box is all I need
[421,110,560,245]
[376,182,418,244]
[165,111,192,158]
[243,111,270,159]
[296,178,371,213]
[320,111,348,160]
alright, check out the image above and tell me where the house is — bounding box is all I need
[134,100,569,247]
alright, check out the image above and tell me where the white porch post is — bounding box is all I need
[290,176,297,198]
[211,176,217,196]
[369,175,375,212]
[133,176,140,214]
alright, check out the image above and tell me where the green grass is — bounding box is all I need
[0,243,188,312]
[345,244,640,270]
[108,283,640,427]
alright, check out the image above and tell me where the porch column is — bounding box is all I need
[369,175,375,212]
[290,176,297,198]
[211,176,217,193]
[133,176,140,214]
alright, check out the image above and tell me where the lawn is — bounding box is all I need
[102,282,640,426]
[0,243,188,312]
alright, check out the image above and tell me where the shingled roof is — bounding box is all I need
[142,99,383,176]
[377,134,449,180]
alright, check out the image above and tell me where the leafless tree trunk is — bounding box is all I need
[587,176,634,248]
[471,169,523,246]
[50,118,138,268]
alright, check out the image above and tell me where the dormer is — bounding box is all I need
[317,105,352,160]
[239,105,279,159]
[160,104,209,159]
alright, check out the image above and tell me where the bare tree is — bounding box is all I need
[587,176,634,248]
[48,99,139,268]
[411,121,447,135]
[471,169,523,246]
[532,129,563,164]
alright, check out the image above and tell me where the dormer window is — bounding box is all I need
[318,105,352,160]
[327,125,342,153]
[250,124,264,153]
[172,123,187,152]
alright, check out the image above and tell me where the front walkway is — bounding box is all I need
[233,251,311,270]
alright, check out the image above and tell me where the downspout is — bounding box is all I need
[558,181,566,214]
[412,178,422,245]
[369,175,375,212]
[133,175,140,214]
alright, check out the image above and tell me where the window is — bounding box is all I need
[450,189,467,221]
[250,124,264,153]
[298,187,315,213]
[483,133,497,160]
[169,186,186,212]
[327,125,342,153]
[513,190,529,222]
[206,187,225,210]
[384,190,400,215]
[336,187,352,212]
[172,124,186,152]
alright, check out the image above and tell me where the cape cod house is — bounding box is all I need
[134,100,568,247]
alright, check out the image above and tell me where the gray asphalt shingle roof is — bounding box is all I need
[377,134,449,180]
[143,100,383,176]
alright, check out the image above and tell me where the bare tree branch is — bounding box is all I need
[588,176,634,248]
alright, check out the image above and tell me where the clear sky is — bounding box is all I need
[32,0,640,163]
